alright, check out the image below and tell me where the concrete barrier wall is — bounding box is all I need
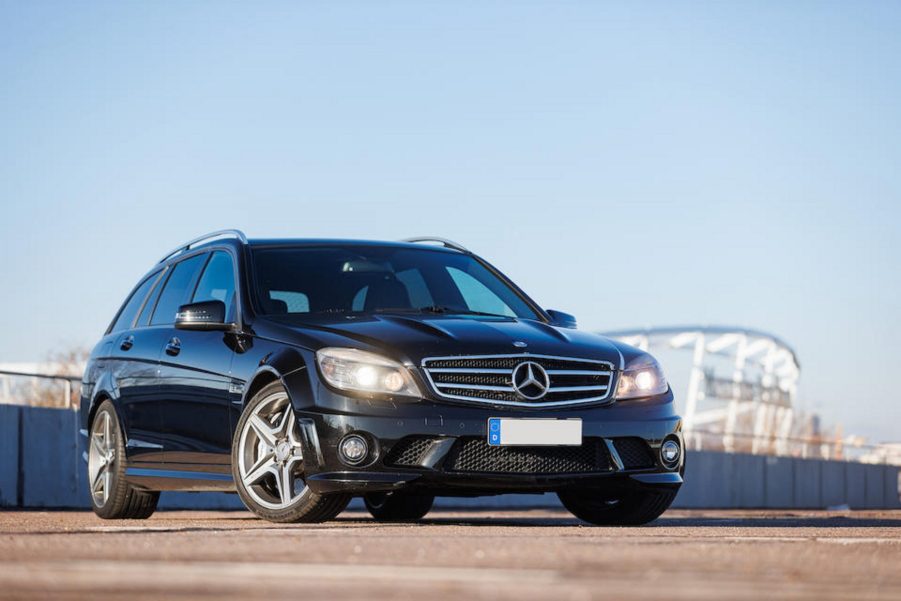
[1,406,899,510]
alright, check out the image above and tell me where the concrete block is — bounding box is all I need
[673,451,734,508]
[884,467,901,509]
[0,405,20,506]
[864,465,885,509]
[821,460,847,507]
[21,407,85,508]
[159,492,245,510]
[792,458,822,508]
[764,456,794,508]
[845,462,866,508]
[733,454,766,507]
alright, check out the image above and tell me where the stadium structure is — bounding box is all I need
[602,326,832,459]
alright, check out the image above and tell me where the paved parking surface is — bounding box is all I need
[1,508,899,600]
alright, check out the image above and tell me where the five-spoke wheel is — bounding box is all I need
[88,410,116,507]
[232,382,350,522]
[87,400,159,519]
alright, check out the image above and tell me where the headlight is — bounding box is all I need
[615,355,668,400]
[316,347,421,398]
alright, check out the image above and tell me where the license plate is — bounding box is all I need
[487,418,582,446]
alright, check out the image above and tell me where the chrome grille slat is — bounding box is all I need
[422,353,616,408]
[434,383,515,392]
[545,369,612,376]
[548,385,609,393]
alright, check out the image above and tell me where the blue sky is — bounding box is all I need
[1,2,899,441]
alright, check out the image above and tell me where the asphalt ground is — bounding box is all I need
[0,508,899,600]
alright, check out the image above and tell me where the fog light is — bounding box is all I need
[661,439,681,468]
[339,434,369,465]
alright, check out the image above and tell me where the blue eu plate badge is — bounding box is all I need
[488,418,502,446]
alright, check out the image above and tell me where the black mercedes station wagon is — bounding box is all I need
[81,230,683,525]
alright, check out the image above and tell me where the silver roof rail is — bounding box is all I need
[159,229,248,263]
[402,237,471,253]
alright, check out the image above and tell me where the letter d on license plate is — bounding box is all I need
[487,418,582,446]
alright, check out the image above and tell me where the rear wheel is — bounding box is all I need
[88,401,159,519]
[233,382,350,523]
[558,488,677,526]
[364,492,434,522]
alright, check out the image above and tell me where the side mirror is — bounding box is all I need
[546,309,577,329]
[175,300,230,331]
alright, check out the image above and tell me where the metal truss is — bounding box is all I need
[603,326,805,457]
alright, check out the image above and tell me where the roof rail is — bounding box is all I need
[402,237,471,253]
[159,229,248,263]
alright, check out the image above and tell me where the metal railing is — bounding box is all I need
[0,369,82,410]
[685,428,901,466]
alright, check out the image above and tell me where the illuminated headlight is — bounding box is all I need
[316,347,421,398]
[615,355,668,400]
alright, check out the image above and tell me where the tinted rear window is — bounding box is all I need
[110,272,161,333]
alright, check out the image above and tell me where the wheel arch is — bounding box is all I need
[240,347,316,411]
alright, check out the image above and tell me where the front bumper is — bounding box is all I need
[294,387,683,497]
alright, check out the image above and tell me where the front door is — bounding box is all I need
[156,250,238,473]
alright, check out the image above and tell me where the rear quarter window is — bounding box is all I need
[109,272,161,333]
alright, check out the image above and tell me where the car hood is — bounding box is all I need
[257,313,625,367]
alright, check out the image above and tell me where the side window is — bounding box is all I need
[351,287,368,311]
[268,290,310,313]
[110,272,161,333]
[396,268,433,308]
[192,251,236,319]
[150,254,207,326]
[136,268,166,327]
[446,267,516,317]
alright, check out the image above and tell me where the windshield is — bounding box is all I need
[251,246,540,320]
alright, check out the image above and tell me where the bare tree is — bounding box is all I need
[10,346,89,408]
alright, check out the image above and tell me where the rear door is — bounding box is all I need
[156,250,238,472]
[108,269,169,466]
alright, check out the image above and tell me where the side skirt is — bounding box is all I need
[124,467,237,492]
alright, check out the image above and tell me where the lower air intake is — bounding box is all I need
[446,438,612,474]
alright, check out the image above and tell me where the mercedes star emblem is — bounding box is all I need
[511,361,550,400]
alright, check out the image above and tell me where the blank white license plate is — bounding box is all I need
[487,418,582,446]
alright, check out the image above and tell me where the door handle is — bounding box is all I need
[120,336,134,351]
[165,337,181,356]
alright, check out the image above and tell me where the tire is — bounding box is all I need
[558,487,678,526]
[364,492,434,522]
[232,382,350,523]
[88,400,159,519]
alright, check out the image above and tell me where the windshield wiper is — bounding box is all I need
[375,305,510,318]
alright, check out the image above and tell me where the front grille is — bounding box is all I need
[612,437,656,469]
[384,437,434,467]
[445,437,612,474]
[422,354,615,407]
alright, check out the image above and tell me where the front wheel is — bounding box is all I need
[233,382,350,523]
[364,492,434,522]
[558,488,678,526]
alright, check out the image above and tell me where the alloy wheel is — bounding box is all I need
[237,391,306,510]
[88,411,116,507]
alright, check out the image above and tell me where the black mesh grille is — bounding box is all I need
[445,437,612,474]
[426,357,606,371]
[612,437,656,469]
[423,355,615,406]
[384,437,434,467]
